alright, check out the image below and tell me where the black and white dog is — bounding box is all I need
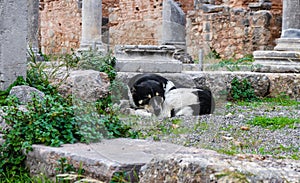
[127,73,176,108]
[149,88,215,117]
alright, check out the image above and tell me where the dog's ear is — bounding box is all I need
[131,86,136,93]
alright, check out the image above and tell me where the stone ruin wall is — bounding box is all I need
[109,0,164,47]
[187,0,283,59]
[39,0,282,60]
[39,0,82,54]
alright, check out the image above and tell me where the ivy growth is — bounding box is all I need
[228,77,258,102]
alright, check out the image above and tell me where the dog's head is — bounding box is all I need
[131,80,165,108]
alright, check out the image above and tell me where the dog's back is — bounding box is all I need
[153,88,214,117]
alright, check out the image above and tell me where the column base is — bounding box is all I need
[252,50,300,73]
[274,38,300,51]
[78,41,105,53]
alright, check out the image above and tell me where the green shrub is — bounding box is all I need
[212,55,254,71]
[77,50,116,81]
[228,77,258,102]
[0,49,138,181]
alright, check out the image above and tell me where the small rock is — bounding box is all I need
[240,126,250,131]
[9,85,45,104]
[222,136,234,141]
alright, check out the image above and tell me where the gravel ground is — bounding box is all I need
[123,100,300,159]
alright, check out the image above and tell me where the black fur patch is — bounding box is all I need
[128,73,175,108]
[195,89,214,115]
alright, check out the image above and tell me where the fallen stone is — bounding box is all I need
[25,138,200,182]
[25,138,300,182]
[139,152,300,182]
[9,85,45,104]
[58,70,110,102]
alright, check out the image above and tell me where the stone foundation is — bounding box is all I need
[117,71,300,100]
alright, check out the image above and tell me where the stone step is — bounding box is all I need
[25,138,300,182]
[182,63,253,71]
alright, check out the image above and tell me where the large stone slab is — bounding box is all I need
[25,138,201,182]
[25,138,300,182]
[58,70,110,102]
[140,153,300,182]
[253,50,300,73]
[0,0,27,90]
[115,45,182,73]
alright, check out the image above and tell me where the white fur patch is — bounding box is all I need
[159,88,201,118]
[164,81,176,94]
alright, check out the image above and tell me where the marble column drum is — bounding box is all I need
[79,0,104,52]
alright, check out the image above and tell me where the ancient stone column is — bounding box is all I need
[0,0,27,90]
[274,0,300,51]
[27,0,41,58]
[253,0,300,73]
[79,0,104,52]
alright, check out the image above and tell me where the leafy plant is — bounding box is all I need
[0,76,27,106]
[77,50,116,81]
[228,77,258,102]
[0,49,139,182]
[55,157,76,174]
[211,55,254,71]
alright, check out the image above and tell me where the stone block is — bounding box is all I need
[9,85,45,104]
[140,153,300,182]
[201,4,224,13]
[58,70,110,102]
[115,60,182,73]
[115,45,182,73]
[25,138,199,182]
[275,38,300,51]
[253,50,300,73]
[0,0,27,90]
[161,0,186,45]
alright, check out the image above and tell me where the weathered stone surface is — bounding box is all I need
[161,0,186,45]
[116,61,182,73]
[253,50,300,73]
[25,138,300,182]
[186,4,282,60]
[253,0,300,72]
[58,70,110,101]
[9,85,45,104]
[25,138,199,182]
[0,0,27,90]
[115,45,182,73]
[139,153,300,182]
[275,38,300,51]
[27,0,40,55]
[268,73,300,99]
[79,0,104,52]
[201,4,224,13]
[117,71,272,101]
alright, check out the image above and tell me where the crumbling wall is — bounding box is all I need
[186,0,282,59]
[39,0,282,60]
[109,0,164,48]
[39,0,82,54]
